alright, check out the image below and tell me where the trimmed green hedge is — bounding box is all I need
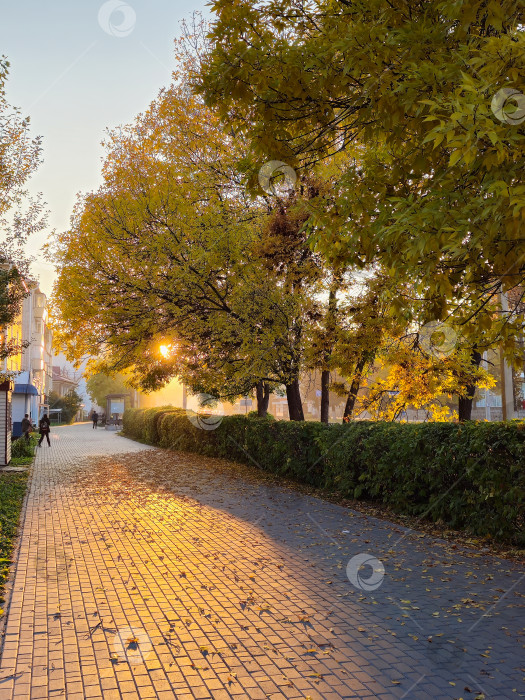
[122,407,525,545]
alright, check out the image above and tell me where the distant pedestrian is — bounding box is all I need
[38,414,51,446]
[21,414,32,442]
[92,411,99,429]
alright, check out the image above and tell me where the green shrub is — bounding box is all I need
[122,407,525,545]
[246,410,275,420]
[143,406,176,445]
[11,436,35,460]
[122,408,150,441]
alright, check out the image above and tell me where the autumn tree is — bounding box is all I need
[48,389,83,425]
[51,68,317,419]
[86,372,130,410]
[52,7,524,423]
[197,0,525,406]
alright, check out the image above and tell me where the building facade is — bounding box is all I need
[52,352,90,416]
[11,283,53,436]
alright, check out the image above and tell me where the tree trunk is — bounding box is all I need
[458,350,482,421]
[320,370,330,423]
[264,383,271,413]
[286,379,305,421]
[343,355,367,421]
[256,381,270,417]
[319,285,339,424]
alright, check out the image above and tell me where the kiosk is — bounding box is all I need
[105,393,130,430]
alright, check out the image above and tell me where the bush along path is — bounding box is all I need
[123,408,525,547]
[10,433,38,467]
[1,422,524,699]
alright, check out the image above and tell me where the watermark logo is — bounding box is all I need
[258,160,297,196]
[111,626,153,665]
[346,553,385,592]
[98,0,136,38]
[186,393,224,431]
[491,88,525,126]
[419,320,457,359]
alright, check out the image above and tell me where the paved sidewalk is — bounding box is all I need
[0,424,523,699]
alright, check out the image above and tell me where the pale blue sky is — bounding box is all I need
[1,0,209,294]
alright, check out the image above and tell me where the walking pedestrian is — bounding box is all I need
[38,414,51,447]
[21,414,32,442]
[92,411,99,429]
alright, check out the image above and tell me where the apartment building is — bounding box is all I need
[51,365,80,397]
[12,282,53,435]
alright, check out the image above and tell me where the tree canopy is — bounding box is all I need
[51,70,318,418]
[48,389,82,424]
[51,9,520,421]
[85,372,131,410]
[197,0,525,356]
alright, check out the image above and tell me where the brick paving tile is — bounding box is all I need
[0,423,523,699]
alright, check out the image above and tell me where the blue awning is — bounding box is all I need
[13,383,39,396]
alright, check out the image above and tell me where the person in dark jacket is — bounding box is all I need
[92,411,99,429]
[38,414,51,446]
[21,414,32,442]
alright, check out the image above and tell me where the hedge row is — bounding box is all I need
[122,407,525,545]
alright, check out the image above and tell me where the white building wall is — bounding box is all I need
[19,283,53,420]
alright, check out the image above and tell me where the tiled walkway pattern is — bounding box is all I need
[0,424,523,699]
